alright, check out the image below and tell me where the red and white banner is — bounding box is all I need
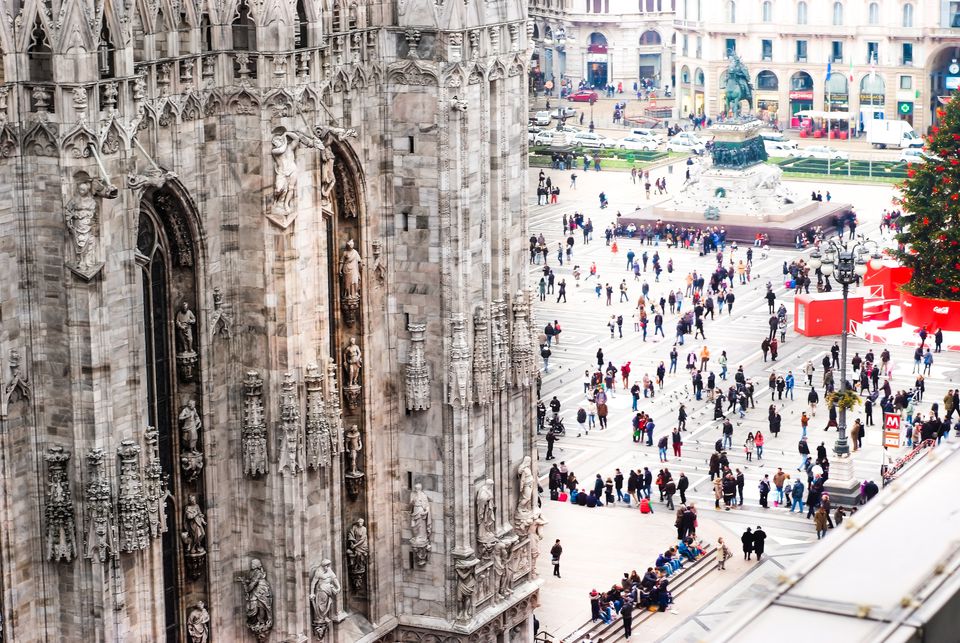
[883,413,902,448]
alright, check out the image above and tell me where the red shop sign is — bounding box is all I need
[790,90,814,101]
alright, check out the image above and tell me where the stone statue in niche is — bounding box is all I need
[210,287,232,339]
[236,558,274,641]
[409,482,432,567]
[319,144,337,209]
[270,130,314,218]
[339,240,362,327]
[513,456,535,531]
[175,301,199,382]
[45,446,77,563]
[342,338,362,410]
[475,478,497,558]
[343,424,364,501]
[454,554,479,621]
[345,519,369,594]
[492,541,513,599]
[181,494,207,579]
[64,170,118,280]
[1,349,30,419]
[187,602,210,643]
[179,400,204,481]
[309,558,341,640]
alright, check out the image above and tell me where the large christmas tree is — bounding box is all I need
[895,96,960,300]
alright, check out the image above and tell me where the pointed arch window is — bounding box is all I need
[295,0,309,48]
[232,1,256,50]
[99,21,116,78]
[28,18,53,82]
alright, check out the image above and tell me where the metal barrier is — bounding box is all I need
[882,439,936,487]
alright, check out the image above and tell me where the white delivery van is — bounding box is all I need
[760,132,800,156]
[866,120,922,149]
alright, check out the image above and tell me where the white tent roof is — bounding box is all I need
[794,110,851,120]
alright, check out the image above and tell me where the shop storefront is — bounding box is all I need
[757,97,779,122]
[858,74,885,134]
[586,33,609,88]
[788,90,814,127]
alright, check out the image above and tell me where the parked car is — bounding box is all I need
[629,127,666,141]
[617,136,661,151]
[802,146,849,160]
[568,90,599,103]
[533,111,552,126]
[534,130,574,146]
[764,139,800,156]
[666,135,706,154]
[898,148,931,164]
[528,127,542,143]
[671,131,706,146]
[572,131,617,148]
[553,107,578,119]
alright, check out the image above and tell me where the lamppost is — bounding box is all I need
[808,236,883,459]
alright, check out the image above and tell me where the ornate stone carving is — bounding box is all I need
[117,439,149,553]
[181,494,207,579]
[278,372,303,476]
[342,337,362,410]
[409,483,432,567]
[187,602,210,643]
[511,291,535,388]
[346,518,368,595]
[489,26,501,52]
[175,301,199,382]
[310,558,341,640]
[344,424,364,500]
[127,166,177,191]
[339,240,362,327]
[64,170,119,281]
[144,428,171,539]
[513,456,535,530]
[179,400,204,481]
[476,478,497,558]
[448,314,471,407]
[450,95,468,112]
[45,446,77,563]
[304,363,331,470]
[491,300,509,391]
[449,32,463,62]
[508,23,519,51]
[326,362,346,456]
[84,448,115,562]
[469,30,481,60]
[242,370,269,478]
[405,322,430,411]
[72,86,88,110]
[210,286,232,338]
[472,307,493,405]
[404,29,422,59]
[237,558,274,641]
[1,349,30,419]
[454,553,480,621]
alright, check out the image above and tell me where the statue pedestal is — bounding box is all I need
[343,385,362,411]
[177,351,198,382]
[344,471,364,501]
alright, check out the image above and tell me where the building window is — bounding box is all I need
[696,36,702,58]
[645,0,655,10]
[682,34,689,56]
[762,39,772,61]
[797,1,808,24]
[902,43,913,66]
[902,3,913,27]
[833,1,843,25]
[868,2,879,24]
[867,41,878,65]
[953,2,960,28]
[762,1,772,22]
[757,70,779,90]
[796,39,807,63]
[725,38,736,58]
[831,40,843,63]
[900,75,912,90]
[727,0,735,23]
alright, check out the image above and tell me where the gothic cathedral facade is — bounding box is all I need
[0,0,538,640]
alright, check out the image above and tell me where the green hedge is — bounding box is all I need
[776,157,908,179]
[530,145,668,163]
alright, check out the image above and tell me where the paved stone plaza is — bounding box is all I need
[527,162,960,641]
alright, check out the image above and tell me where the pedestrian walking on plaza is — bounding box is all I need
[758,475,770,509]
[620,600,634,639]
[814,506,829,539]
[717,537,732,570]
[672,427,683,457]
[808,387,819,416]
[744,432,755,461]
[753,526,767,561]
[741,527,754,560]
[790,478,805,513]
[755,430,765,458]
[550,540,563,577]
[545,430,556,460]
[677,472,689,505]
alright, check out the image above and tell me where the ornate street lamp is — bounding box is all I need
[808,236,882,458]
